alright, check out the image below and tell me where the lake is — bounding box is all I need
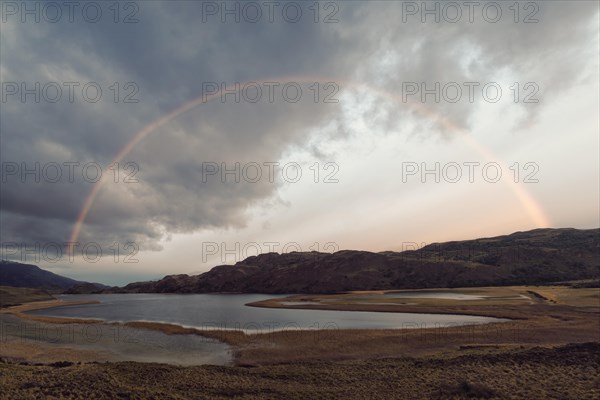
[0,313,230,366]
[27,293,505,332]
[10,293,507,366]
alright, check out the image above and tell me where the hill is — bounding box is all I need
[118,228,600,294]
[0,261,107,292]
[0,286,54,308]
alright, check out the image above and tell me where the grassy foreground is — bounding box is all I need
[1,342,598,399]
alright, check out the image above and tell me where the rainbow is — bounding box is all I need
[68,76,551,250]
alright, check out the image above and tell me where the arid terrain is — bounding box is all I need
[1,342,599,399]
[1,284,598,399]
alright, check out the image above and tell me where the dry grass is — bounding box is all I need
[249,285,600,310]
[0,343,598,399]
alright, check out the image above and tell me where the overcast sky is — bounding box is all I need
[1,1,598,285]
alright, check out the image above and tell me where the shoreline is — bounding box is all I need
[0,299,103,325]
[1,294,513,335]
[0,295,518,359]
[244,285,600,320]
[245,298,525,319]
[2,287,598,367]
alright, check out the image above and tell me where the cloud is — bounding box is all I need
[1,1,598,254]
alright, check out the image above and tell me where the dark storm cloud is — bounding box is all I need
[0,1,597,251]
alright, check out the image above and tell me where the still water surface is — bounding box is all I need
[28,293,504,331]
[11,293,506,365]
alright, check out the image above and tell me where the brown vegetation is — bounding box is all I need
[0,286,55,308]
[1,343,598,399]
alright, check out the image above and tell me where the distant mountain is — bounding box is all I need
[63,282,113,294]
[117,228,600,294]
[0,261,108,292]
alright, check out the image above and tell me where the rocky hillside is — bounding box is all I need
[118,228,599,294]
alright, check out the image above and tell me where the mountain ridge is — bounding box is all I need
[0,260,108,292]
[114,227,599,294]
